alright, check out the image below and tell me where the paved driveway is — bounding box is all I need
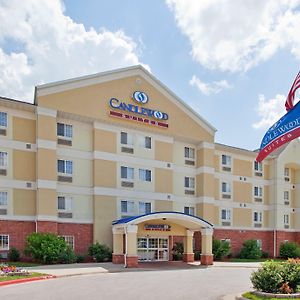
[0,264,255,300]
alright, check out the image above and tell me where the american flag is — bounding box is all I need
[285,71,300,111]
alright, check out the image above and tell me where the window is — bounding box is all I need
[284,214,289,225]
[253,211,263,223]
[222,155,231,166]
[0,192,8,206]
[0,235,9,250]
[184,177,195,189]
[0,112,7,127]
[184,206,195,215]
[62,236,74,250]
[254,161,263,172]
[139,169,151,182]
[254,186,263,197]
[221,238,231,245]
[139,202,151,215]
[284,191,289,201]
[57,123,73,138]
[57,160,73,175]
[221,209,231,221]
[121,166,134,180]
[121,200,135,217]
[121,132,133,145]
[256,240,262,250]
[144,136,152,149]
[0,152,8,167]
[222,182,231,193]
[184,147,195,159]
[58,196,72,211]
[284,167,290,177]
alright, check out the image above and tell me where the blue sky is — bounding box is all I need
[1,0,300,150]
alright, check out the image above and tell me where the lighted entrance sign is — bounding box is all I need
[144,224,171,231]
[108,91,169,127]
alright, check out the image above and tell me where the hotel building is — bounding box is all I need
[0,66,299,267]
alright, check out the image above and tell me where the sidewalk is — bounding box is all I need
[26,261,261,277]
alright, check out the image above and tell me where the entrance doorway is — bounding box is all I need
[137,237,168,262]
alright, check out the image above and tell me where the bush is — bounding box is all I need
[172,242,183,261]
[280,242,300,259]
[88,243,112,262]
[212,239,231,260]
[76,254,86,263]
[8,247,20,262]
[24,232,76,264]
[251,259,300,294]
[59,246,76,264]
[239,240,262,259]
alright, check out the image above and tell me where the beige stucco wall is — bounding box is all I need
[233,159,252,177]
[196,173,214,197]
[233,182,252,203]
[13,189,36,216]
[232,208,252,227]
[13,150,36,181]
[37,149,56,180]
[94,195,117,247]
[12,117,36,143]
[197,148,214,168]
[37,115,56,141]
[155,169,173,193]
[138,220,186,236]
[155,200,173,212]
[37,188,57,216]
[94,159,116,187]
[94,129,117,153]
[155,141,173,162]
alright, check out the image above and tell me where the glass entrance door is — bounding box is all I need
[137,237,169,262]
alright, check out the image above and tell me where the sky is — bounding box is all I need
[0,0,300,150]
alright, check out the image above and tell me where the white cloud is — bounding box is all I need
[0,0,148,102]
[189,75,231,95]
[166,0,300,72]
[252,94,286,129]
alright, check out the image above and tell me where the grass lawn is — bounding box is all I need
[5,262,41,267]
[0,272,47,282]
[243,292,300,300]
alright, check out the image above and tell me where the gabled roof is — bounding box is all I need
[35,65,217,135]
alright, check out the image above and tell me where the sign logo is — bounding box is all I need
[133,91,148,104]
[144,224,171,231]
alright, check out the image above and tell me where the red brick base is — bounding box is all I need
[183,253,194,262]
[113,254,124,264]
[126,256,138,268]
[201,254,213,265]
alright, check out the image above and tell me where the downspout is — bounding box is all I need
[273,229,276,258]
[124,227,128,268]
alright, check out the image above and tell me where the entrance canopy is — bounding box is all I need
[112,211,213,231]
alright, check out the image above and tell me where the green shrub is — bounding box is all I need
[280,242,300,259]
[212,239,231,260]
[172,242,183,261]
[76,254,86,263]
[251,259,300,294]
[88,243,112,262]
[24,232,76,264]
[59,246,76,264]
[239,240,262,259]
[8,247,20,262]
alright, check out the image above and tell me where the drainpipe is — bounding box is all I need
[124,227,128,268]
[274,229,276,258]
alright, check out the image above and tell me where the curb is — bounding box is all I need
[0,275,56,287]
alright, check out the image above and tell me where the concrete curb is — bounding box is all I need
[0,275,56,287]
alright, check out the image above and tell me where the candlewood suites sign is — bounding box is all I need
[108,91,169,128]
[144,224,171,231]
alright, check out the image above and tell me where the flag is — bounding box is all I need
[285,71,300,111]
[256,100,300,162]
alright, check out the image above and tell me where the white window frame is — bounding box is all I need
[0,151,8,168]
[221,154,231,167]
[184,206,195,215]
[143,136,152,149]
[0,112,7,128]
[253,211,263,224]
[57,196,72,212]
[284,191,289,201]
[0,191,8,207]
[121,166,134,181]
[184,176,195,189]
[120,200,135,218]
[139,168,152,182]
[221,238,231,245]
[284,167,290,182]
[221,182,231,195]
[0,234,9,250]
[138,201,152,215]
[57,159,73,175]
[221,209,231,221]
[184,147,195,160]
[284,214,290,225]
[61,235,75,250]
[121,132,133,146]
[256,239,262,250]
[254,161,263,173]
[254,186,263,198]
[57,123,73,139]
